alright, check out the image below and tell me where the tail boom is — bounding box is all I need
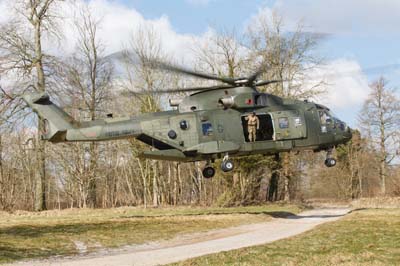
[22,92,142,142]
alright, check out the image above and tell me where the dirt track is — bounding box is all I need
[12,208,350,266]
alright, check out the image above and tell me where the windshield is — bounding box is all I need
[318,109,347,130]
[319,109,342,122]
[318,109,333,124]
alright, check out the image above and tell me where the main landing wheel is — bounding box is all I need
[202,166,216,178]
[221,159,234,172]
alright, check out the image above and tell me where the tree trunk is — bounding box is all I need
[282,153,291,202]
[88,142,97,207]
[33,112,47,211]
[152,161,158,207]
[0,135,3,183]
[378,85,387,195]
[33,16,47,211]
[268,154,280,202]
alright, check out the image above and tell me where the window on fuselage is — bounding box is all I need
[278,117,289,129]
[202,122,213,136]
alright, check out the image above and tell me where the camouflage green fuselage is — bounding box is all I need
[23,86,352,162]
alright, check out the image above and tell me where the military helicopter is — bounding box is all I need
[22,61,352,178]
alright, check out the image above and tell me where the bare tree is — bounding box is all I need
[190,14,326,204]
[247,12,325,201]
[359,77,400,195]
[59,6,113,207]
[122,24,170,207]
[0,0,62,211]
[247,12,325,99]
[193,28,247,79]
[192,28,252,204]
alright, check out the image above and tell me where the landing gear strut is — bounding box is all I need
[220,154,234,172]
[324,148,337,167]
[202,154,235,178]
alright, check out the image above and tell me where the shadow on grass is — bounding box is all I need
[118,211,299,219]
[239,211,347,219]
[0,222,123,262]
[0,245,28,262]
[0,211,298,239]
[284,214,347,219]
[0,243,74,263]
[0,220,137,238]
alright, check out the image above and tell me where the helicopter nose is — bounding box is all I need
[343,126,352,142]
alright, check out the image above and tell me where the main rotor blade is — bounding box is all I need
[247,62,269,85]
[254,79,285,87]
[149,60,237,86]
[125,84,235,95]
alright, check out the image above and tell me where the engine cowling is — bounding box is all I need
[169,98,183,107]
[218,96,235,108]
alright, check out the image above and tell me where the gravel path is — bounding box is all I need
[12,208,350,266]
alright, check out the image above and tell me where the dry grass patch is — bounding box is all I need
[351,197,400,209]
[0,204,302,264]
[171,209,400,266]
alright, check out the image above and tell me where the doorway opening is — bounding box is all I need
[241,113,274,142]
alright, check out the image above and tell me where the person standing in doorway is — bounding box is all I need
[245,111,259,142]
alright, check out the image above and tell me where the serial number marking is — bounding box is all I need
[105,130,135,137]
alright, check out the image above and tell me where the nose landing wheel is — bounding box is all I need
[221,154,234,172]
[325,148,337,167]
[221,159,234,172]
[324,158,337,167]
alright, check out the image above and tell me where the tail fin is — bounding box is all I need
[22,92,76,142]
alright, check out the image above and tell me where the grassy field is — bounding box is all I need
[171,209,400,266]
[0,204,302,264]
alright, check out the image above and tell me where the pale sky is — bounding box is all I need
[1,0,400,127]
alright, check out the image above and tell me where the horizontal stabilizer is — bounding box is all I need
[22,92,76,142]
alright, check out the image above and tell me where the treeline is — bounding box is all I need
[0,1,399,211]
